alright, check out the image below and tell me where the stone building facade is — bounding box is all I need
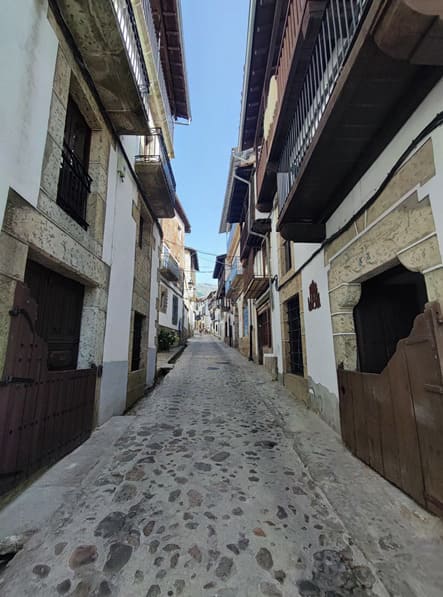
[158,199,191,343]
[0,0,190,493]
[218,0,443,515]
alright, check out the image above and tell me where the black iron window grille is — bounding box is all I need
[172,295,179,326]
[287,294,304,376]
[57,143,92,229]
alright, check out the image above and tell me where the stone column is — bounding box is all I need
[328,282,361,370]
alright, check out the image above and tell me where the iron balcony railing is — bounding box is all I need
[140,0,175,141]
[57,143,92,229]
[225,257,243,295]
[112,0,150,124]
[277,0,370,211]
[136,128,176,195]
[160,246,181,281]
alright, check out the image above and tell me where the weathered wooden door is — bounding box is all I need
[0,282,97,497]
[338,302,443,517]
[257,308,271,365]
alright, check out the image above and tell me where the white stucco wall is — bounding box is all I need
[270,206,283,373]
[301,251,338,393]
[0,0,58,225]
[120,135,142,168]
[158,280,183,332]
[99,146,137,424]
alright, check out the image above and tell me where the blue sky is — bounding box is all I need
[173,1,249,285]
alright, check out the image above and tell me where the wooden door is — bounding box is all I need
[258,308,271,365]
[0,280,96,497]
[338,302,443,518]
[25,260,84,370]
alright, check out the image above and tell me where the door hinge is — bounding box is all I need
[89,363,103,378]
[0,376,35,386]
[9,306,35,332]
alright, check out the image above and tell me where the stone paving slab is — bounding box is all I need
[0,417,133,538]
[0,336,442,597]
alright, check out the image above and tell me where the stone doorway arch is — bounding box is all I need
[328,192,443,370]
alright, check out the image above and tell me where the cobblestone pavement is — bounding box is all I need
[1,336,443,596]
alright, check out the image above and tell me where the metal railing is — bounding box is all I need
[112,0,150,124]
[217,273,226,299]
[225,257,243,295]
[226,257,243,290]
[57,143,92,229]
[278,0,370,211]
[160,246,180,281]
[141,0,175,141]
[136,128,176,195]
[256,0,307,200]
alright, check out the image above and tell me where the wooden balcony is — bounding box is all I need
[243,252,269,300]
[273,0,443,241]
[217,274,226,299]
[240,215,272,260]
[135,129,176,218]
[52,0,150,134]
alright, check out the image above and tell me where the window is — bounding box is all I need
[283,240,292,273]
[131,312,144,371]
[172,295,179,326]
[159,285,168,313]
[139,215,144,248]
[243,303,249,336]
[287,295,304,375]
[57,97,92,228]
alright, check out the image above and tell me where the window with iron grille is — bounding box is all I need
[159,285,168,313]
[283,240,292,273]
[287,295,304,375]
[172,295,179,325]
[243,303,249,337]
[131,312,144,372]
[57,97,92,229]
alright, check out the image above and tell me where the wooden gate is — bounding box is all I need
[338,302,443,517]
[0,282,97,496]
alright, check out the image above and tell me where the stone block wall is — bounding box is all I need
[126,197,155,409]
[0,11,115,424]
[326,138,443,371]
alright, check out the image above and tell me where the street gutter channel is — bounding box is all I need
[125,343,188,415]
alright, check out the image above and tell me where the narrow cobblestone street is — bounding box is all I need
[1,336,442,597]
